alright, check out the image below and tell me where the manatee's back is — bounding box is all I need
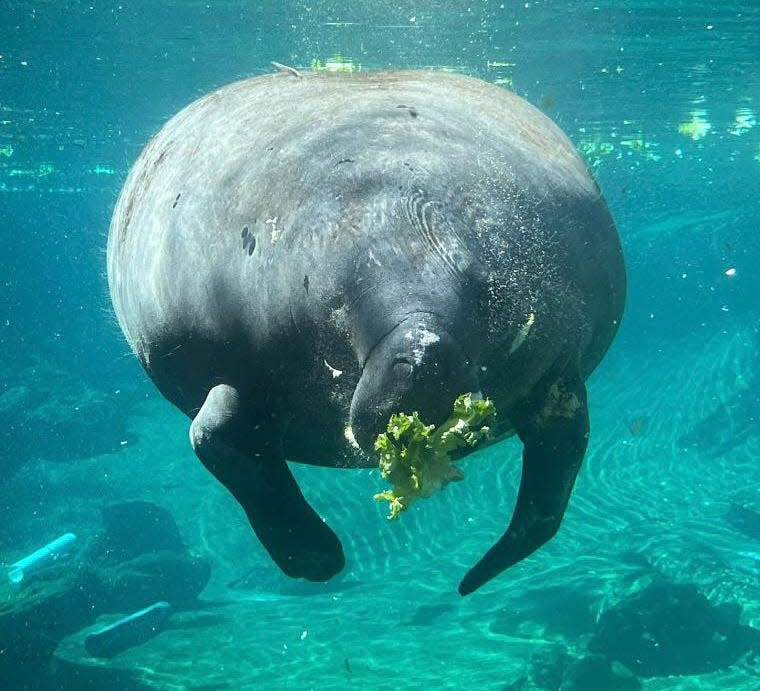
[107,70,624,409]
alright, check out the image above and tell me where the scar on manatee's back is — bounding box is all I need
[119,142,173,247]
[397,104,419,118]
[241,225,257,256]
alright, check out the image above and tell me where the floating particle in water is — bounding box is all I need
[724,267,736,277]
[90,164,116,175]
[577,137,615,168]
[540,93,555,110]
[678,110,712,140]
[8,163,54,177]
[620,134,661,161]
[628,416,649,437]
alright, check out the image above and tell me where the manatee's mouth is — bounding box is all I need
[348,314,480,453]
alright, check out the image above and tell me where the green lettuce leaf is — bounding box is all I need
[373,393,496,519]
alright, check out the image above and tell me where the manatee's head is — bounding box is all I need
[348,314,480,452]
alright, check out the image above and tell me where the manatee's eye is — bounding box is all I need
[392,356,414,379]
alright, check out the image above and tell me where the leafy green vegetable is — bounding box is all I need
[374,393,496,519]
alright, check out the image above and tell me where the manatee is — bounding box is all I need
[107,69,626,595]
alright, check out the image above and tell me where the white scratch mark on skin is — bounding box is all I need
[404,323,440,364]
[509,312,535,354]
[266,217,279,243]
[344,426,360,449]
[367,249,382,267]
[324,359,343,378]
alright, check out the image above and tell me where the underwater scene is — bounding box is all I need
[1,1,759,689]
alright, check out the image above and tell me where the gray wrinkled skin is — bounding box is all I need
[107,70,625,593]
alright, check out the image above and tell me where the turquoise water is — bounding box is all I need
[1,1,759,689]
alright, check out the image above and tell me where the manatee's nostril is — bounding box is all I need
[392,356,413,379]
[393,362,413,378]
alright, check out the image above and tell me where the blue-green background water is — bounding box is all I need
[1,1,759,689]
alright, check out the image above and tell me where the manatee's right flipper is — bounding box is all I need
[190,384,345,582]
[459,371,589,595]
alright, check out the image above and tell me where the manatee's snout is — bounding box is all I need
[349,317,479,453]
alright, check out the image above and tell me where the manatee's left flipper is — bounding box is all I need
[459,372,589,595]
[190,384,345,582]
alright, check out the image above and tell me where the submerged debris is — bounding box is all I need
[588,580,760,677]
